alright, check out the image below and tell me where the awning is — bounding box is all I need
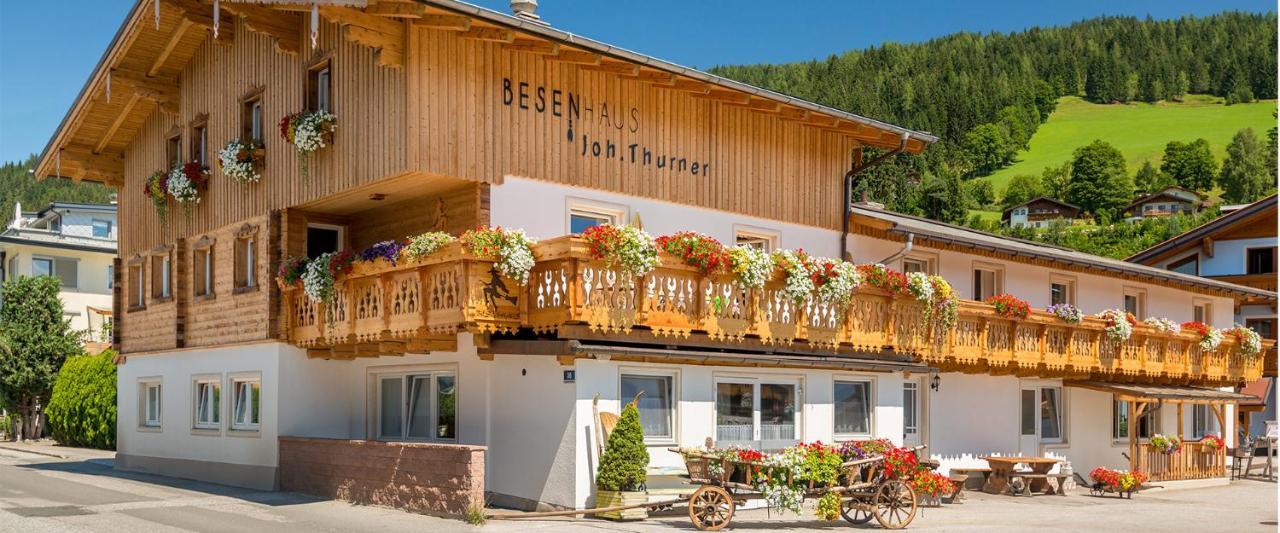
[487,339,933,374]
[1066,381,1259,403]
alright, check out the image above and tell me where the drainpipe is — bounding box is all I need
[880,233,915,265]
[840,131,911,261]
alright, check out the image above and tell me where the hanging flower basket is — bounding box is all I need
[1098,309,1136,343]
[460,226,537,285]
[168,161,210,222]
[144,169,170,225]
[726,245,774,289]
[218,138,265,185]
[1227,324,1262,355]
[581,224,658,278]
[1047,303,1082,324]
[1143,316,1181,334]
[280,110,337,177]
[1181,321,1223,352]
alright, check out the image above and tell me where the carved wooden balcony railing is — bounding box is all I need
[1138,440,1227,481]
[280,236,1269,385]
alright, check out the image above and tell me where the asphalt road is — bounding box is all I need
[1,445,1275,532]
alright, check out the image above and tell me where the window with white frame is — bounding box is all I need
[834,379,873,438]
[151,252,172,300]
[92,219,112,238]
[1192,299,1212,324]
[1192,404,1210,438]
[1049,275,1076,306]
[376,370,457,441]
[1021,386,1063,443]
[231,376,261,431]
[715,378,800,449]
[192,377,221,430]
[194,242,214,298]
[235,228,258,290]
[903,381,920,440]
[621,372,675,442]
[141,380,162,427]
[1113,399,1158,440]
[734,226,779,252]
[973,263,1003,301]
[567,199,625,234]
[1122,288,1146,319]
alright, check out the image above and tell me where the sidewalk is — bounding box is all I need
[0,439,115,461]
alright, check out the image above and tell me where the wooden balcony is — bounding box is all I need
[1204,273,1278,294]
[280,236,1269,386]
[1138,440,1227,481]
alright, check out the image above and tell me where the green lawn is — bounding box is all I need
[982,95,1277,196]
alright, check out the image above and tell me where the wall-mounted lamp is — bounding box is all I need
[930,374,941,392]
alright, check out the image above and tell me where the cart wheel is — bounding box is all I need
[872,479,917,530]
[688,485,735,531]
[840,497,874,525]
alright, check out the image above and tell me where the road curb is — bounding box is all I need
[0,443,69,459]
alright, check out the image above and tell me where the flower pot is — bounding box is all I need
[595,489,648,521]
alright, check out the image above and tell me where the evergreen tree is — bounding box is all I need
[1218,128,1272,203]
[0,276,83,440]
[1068,140,1132,218]
[918,170,969,224]
[596,402,649,492]
[1134,161,1175,194]
[1002,174,1045,208]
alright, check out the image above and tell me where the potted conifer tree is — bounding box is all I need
[595,401,650,520]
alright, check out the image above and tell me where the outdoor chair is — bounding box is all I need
[1231,436,1256,480]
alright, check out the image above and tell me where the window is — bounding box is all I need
[194,245,214,298]
[1247,247,1277,275]
[1246,318,1276,340]
[166,131,182,168]
[734,226,779,252]
[92,219,112,238]
[1168,254,1198,276]
[242,91,265,144]
[34,257,77,289]
[151,253,172,300]
[306,223,344,259]
[568,207,620,234]
[376,371,457,441]
[141,380,162,428]
[231,376,261,431]
[193,378,221,430]
[129,261,145,308]
[903,381,920,441]
[621,373,675,441]
[1122,287,1146,319]
[1049,275,1076,306]
[307,59,333,113]
[973,263,1002,301]
[235,228,258,290]
[715,379,799,449]
[1192,404,1209,439]
[1192,300,1212,324]
[107,264,114,290]
[49,216,61,233]
[1022,386,1063,443]
[1113,399,1158,440]
[902,259,926,274]
[834,379,872,437]
[190,118,208,166]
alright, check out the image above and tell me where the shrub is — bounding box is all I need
[46,350,117,449]
[596,402,649,492]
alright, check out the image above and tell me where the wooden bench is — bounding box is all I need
[1007,473,1071,496]
[949,467,992,491]
[943,475,969,504]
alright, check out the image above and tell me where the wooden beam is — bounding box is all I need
[94,93,141,154]
[622,69,676,85]
[695,88,751,105]
[458,26,514,43]
[221,3,301,55]
[411,14,471,31]
[549,48,601,65]
[726,97,780,112]
[345,25,405,68]
[365,1,427,17]
[581,59,640,76]
[667,78,711,94]
[110,70,180,113]
[778,106,809,121]
[319,5,402,35]
[504,38,559,55]
[148,18,194,77]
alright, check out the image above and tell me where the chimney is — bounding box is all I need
[510,0,547,24]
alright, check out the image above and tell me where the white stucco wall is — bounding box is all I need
[2,242,114,334]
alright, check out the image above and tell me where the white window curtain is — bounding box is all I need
[834,380,872,436]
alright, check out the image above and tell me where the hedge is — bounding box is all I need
[46,350,117,449]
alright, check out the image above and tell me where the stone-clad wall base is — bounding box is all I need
[279,437,485,516]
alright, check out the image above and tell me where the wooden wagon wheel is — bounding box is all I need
[840,496,874,525]
[688,485,735,531]
[872,479,917,529]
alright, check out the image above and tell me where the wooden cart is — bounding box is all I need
[676,448,918,531]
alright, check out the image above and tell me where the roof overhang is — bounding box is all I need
[1066,381,1258,404]
[35,0,937,185]
[1126,194,1278,264]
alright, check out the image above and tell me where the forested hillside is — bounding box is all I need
[709,11,1277,217]
[0,156,115,227]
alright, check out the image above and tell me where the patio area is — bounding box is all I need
[481,479,1277,532]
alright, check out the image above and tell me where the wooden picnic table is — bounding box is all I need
[980,456,1061,495]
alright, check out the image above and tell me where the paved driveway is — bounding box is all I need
[1,444,1274,532]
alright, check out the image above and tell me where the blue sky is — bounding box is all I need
[0,0,1272,163]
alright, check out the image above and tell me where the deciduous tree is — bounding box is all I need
[0,276,83,440]
[1001,174,1045,208]
[1218,128,1273,203]
[1068,140,1132,218]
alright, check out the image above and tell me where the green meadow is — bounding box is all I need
[982,95,1277,196]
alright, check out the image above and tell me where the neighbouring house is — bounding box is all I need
[1127,194,1279,438]
[0,201,117,348]
[1122,186,1203,221]
[33,0,1272,515]
[1001,197,1080,228]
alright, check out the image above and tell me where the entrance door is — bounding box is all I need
[1019,387,1040,456]
[903,380,922,447]
[715,378,800,451]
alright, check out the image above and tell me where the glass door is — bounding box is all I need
[903,381,921,447]
[715,379,800,451]
[376,372,457,442]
